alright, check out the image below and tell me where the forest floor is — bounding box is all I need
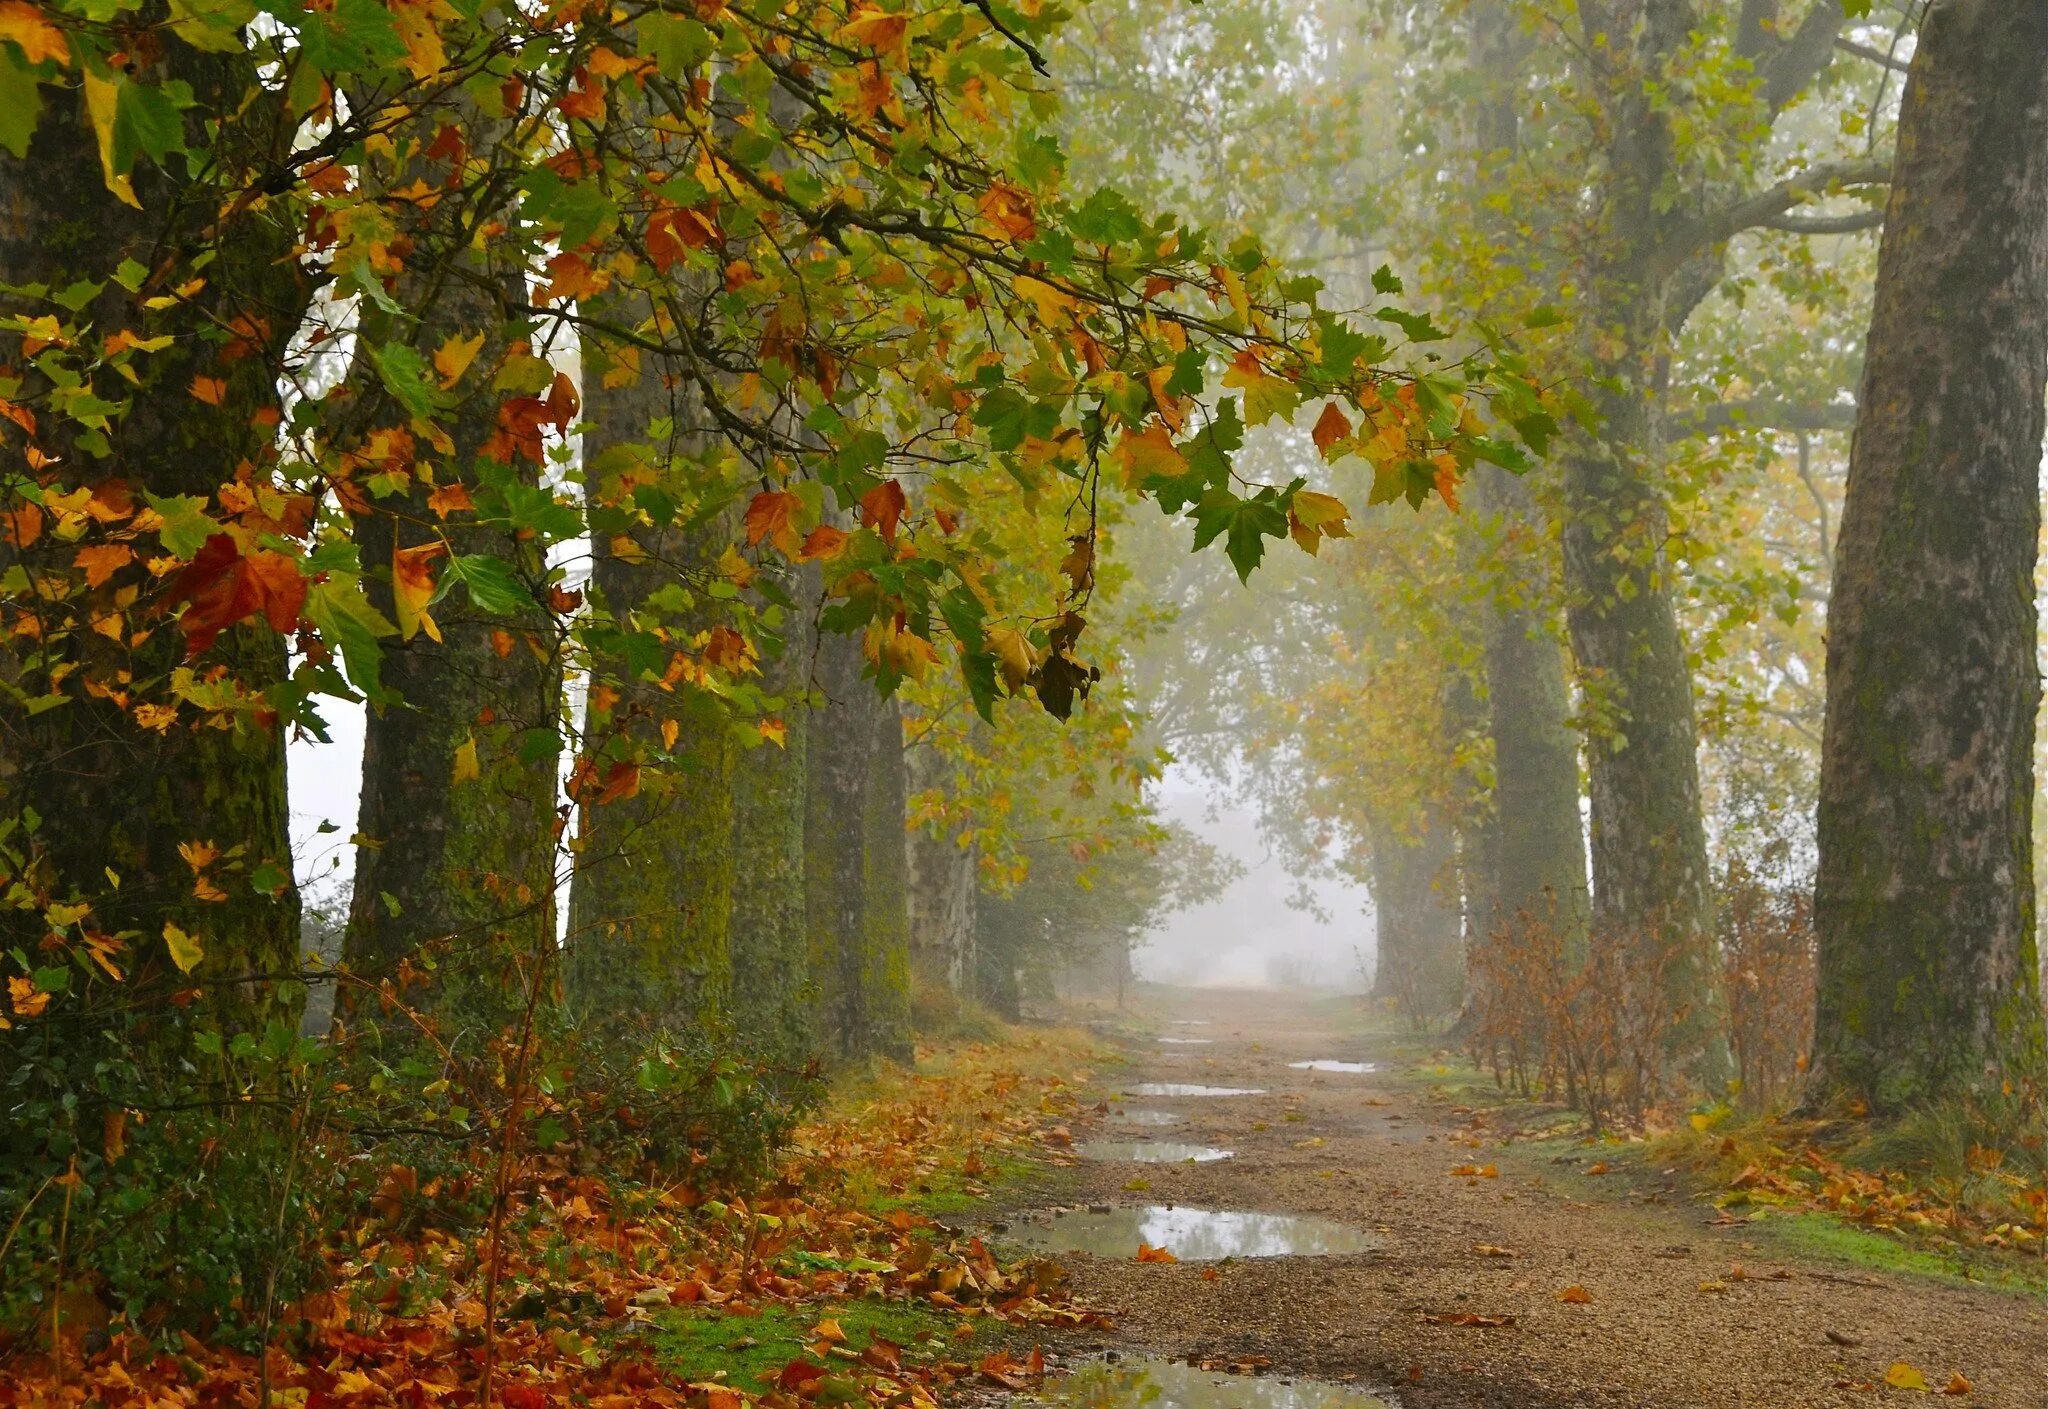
[1021,985,2048,1409]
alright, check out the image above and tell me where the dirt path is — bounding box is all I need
[1037,988,2048,1409]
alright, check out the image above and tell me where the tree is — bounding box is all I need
[1810,0,2048,1110]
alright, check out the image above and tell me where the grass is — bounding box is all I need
[649,1298,968,1387]
[1759,1212,2048,1296]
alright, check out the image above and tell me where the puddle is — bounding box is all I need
[1169,1020,1211,1027]
[1108,1107,1183,1127]
[1287,1060,1377,1074]
[1000,1205,1376,1260]
[1077,1141,1233,1164]
[1127,1083,1265,1097]
[1035,1357,1395,1409]
[1157,1037,1214,1045]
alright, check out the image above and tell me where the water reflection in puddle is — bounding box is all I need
[1128,1083,1265,1097]
[1158,1037,1215,1045]
[1035,1357,1395,1409]
[1077,1141,1233,1164]
[1287,1060,1377,1074]
[1109,1106,1184,1126]
[1170,1020,1211,1027]
[1001,1206,1376,1260]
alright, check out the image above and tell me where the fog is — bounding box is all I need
[1140,768,1373,993]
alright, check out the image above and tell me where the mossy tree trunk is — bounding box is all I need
[564,332,736,1034]
[0,58,306,1044]
[804,627,911,1060]
[1811,0,2048,1110]
[341,132,561,1029]
[1369,808,1464,1020]
[729,580,815,1063]
[1474,468,1590,953]
[906,737,978,997]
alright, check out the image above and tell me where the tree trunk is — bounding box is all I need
[1811,0,2048,1110]
[729,588,815,1063]
[1369,808,1464,1020]
[0,60,306,1042]
[863,696,914,1061]
[907,740,978,997]
[564,350,735,1034]
[805,628,879,1058]
[1475,467,1590,950]
[341,148,561,1032]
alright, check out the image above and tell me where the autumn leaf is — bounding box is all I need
[0,2,71,65]
[162,922,203,974]
[1472,1244,1517,1258]
[434,331,486,388]
[1885,1362,1932,1392]
[7,974,49,1019]
[1311,400,1352,454]
[1114,422,1187,489]
[745,490,803,555]
[74,542,135,587]
[1134,1243,1177,1263]
[1556,1284,1592,1304]
[393,541,447,643]
[1449,1163,1499,1178]
[1941,1373,1973,1396]
[427,481,475,518]
[798,525,849,561]
[838,7,908,58]
[189,375,228,406]
[452,735,480,785]
[860,479,908,545]
[1288,490,1353,556]
[978,183,1037,244]
[1425,1311,1514,1327]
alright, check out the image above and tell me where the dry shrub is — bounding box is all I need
[1718,858,1815,1111]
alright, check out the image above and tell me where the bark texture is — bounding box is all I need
[1370,808,1465,1019]
[1811,0,2048,1108]
[342,135,561,1028]
[564,353,736,1033]
[803,627,911,1060]
[0,61,306,1039]
[906,740,978,997]
[729,586,815,1062]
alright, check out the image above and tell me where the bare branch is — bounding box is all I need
[1655,157,1891,271]
[1669,398,1858,437]
[1757,207,1886,234]
[1835,36,1912,73]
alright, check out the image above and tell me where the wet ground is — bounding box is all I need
[1000,1205,1376,1261]
[1076,1140,1233,1164]
[1027,987,2048,1409]
[1033,1356,1393,1409]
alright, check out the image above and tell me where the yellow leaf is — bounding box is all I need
[434,330,486,388]
[452,734,479,785]
[984,626,1036,692]
[393,541,445,642]
[1114,422,1186,489]
[1288,489,1352,556]
[1885,1362,1931,1392]
[163,922,203,974]
[8,974,49,1018]
[82,69,141,209]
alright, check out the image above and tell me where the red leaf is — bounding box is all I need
[860,480,908,545]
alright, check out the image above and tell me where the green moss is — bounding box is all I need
[647,1298,965,1386]
[853,1149,1056,1216]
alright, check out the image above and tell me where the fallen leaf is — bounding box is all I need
[1556,1284,1592,1304]
[1424,1312,1514,1328]
[1885,1362,1931,1392]
[1135,1243,1178,1263]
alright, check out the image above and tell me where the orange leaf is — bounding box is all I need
[1311,400,1352,454]
[0,2,70,66]
[393,541,447,643]
[427,481,475,518]
[798,525,848,561]
[1134,1243,1177,1263]
[860,479,907,545]
[189,375,228,406]
[74,542,134,587]
[744,489,801,554]
[1557,1284,1592,1304]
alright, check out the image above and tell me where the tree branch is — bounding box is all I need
[1654,157,1891,272]
[1835,36,1912,73]
[1669,398,1858,437]
[1757,207,1886,234]
[1760,3,1846,115]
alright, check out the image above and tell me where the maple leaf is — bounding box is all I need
[162,534,308,655]
[393,541,447,643]
[433,331,486,388]
[1114,422,1187,489]
[860,479,908,545]
[1311,400,1352,454]
[74,542,135,587]
[1288,490,1353,556]
[0,2,70,65]
[798,525,849,561]
[1134,1243,1177,1263]
[1556,1284,1592,1304]
[427,481,475,517]
[745,489,803,554]
[1885,1362,1931,1392]
[7,974,49,1019]
[162,922,203,974]
[189,375,228,406]
[978,183,1037,244]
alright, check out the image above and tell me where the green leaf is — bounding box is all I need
[1189,488,1288,584]
[303,575,398,702]
[0,49,42,160]
[297,0,409,75]
[436,554,535,615]
[366,340,448,426]
[144,491,218,558]
[636,12,713,75]
[1371,263,1404,295]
